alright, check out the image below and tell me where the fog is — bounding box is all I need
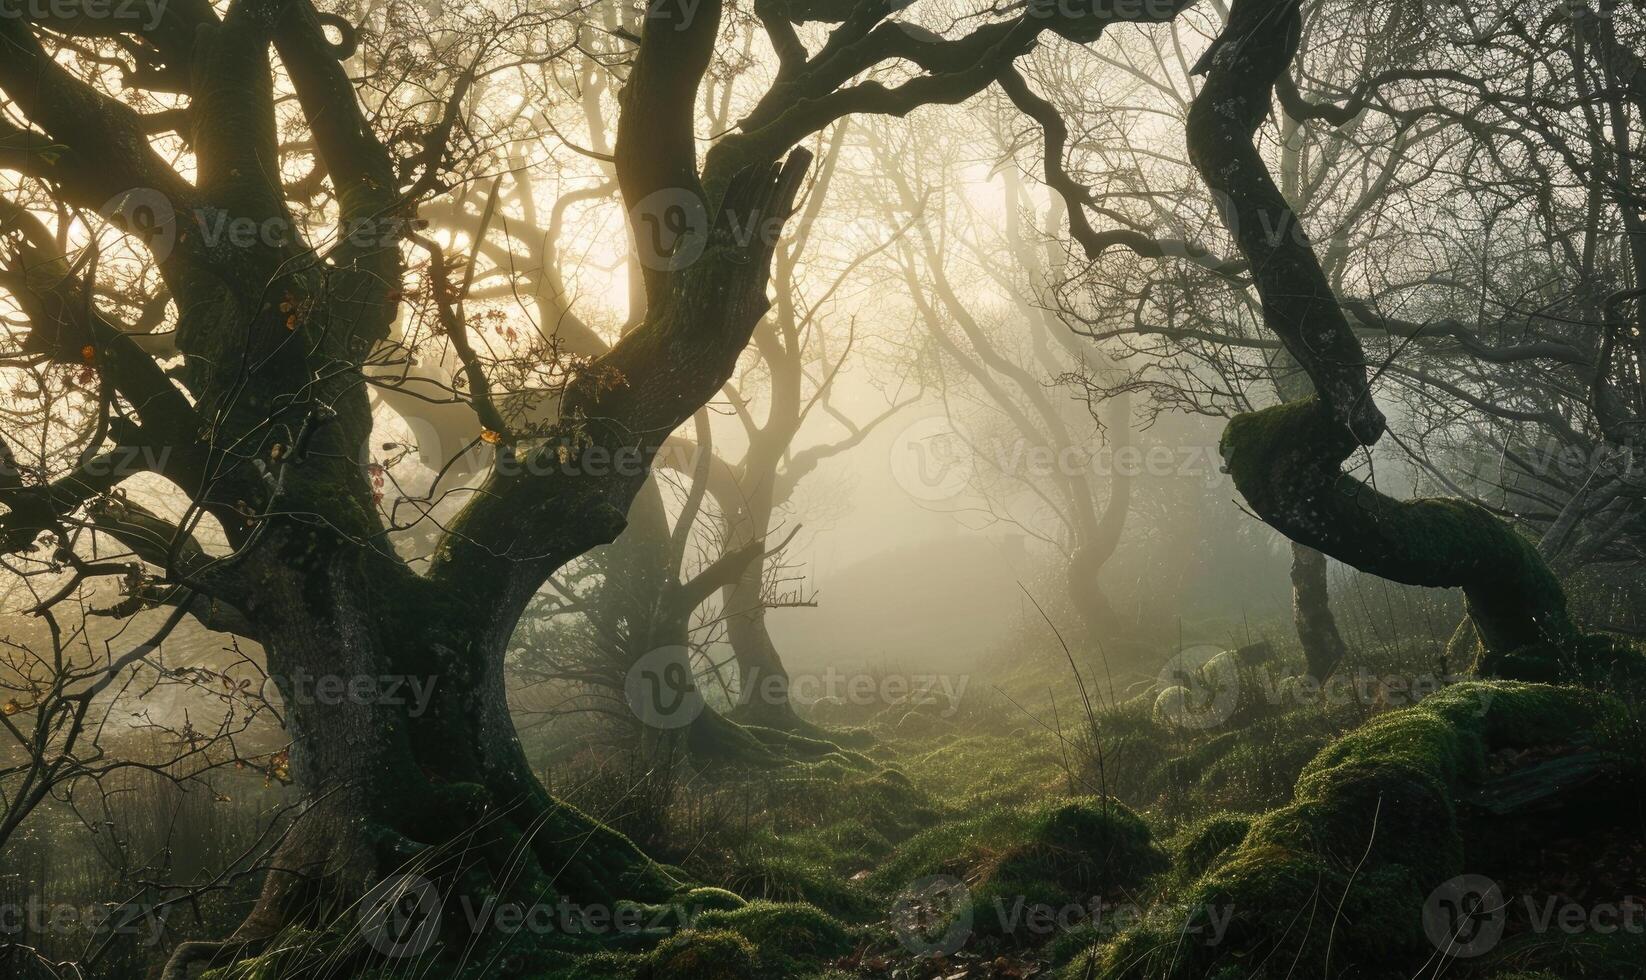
[0,1,1642,977]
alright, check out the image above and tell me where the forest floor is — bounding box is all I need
[8,628,1645,980]
[539,633,1646,980]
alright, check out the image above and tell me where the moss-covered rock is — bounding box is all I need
[1091,682,1618,979]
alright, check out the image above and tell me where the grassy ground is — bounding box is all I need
[7,613,1646,979]
[528,626,1646,980]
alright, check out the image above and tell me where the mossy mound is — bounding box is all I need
[640,929,759,980]
[875,796,1167,943]
[694,900,855,972]
[676,887,747,913]
[1086,681,1618,979]
[985,798,1168,898]
[1140,703,1336,819]
[1170,813,1250,883]
[720,841,878,917]
[899,730,1066,808]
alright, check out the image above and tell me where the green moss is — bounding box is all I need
[677,887,747,913]
[694,900,854,970]
[1141,705,1335,817]
[899,731,1065,808]
[1001,798,1168,891]
[1092,682,1618,979]
[1220,396,1584,669]
[1171,814,1250,883]
[538,951,646,980]
[892,709,955,737]
[869,802,1031,890]
[875,797,1166,943]
[720,842,877,917]
[642,929,759,980]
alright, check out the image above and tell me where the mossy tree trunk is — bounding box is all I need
[0,0,811,971]
[161,164,813,975]
[210,528,676,958]
[1186,0,1581,678]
